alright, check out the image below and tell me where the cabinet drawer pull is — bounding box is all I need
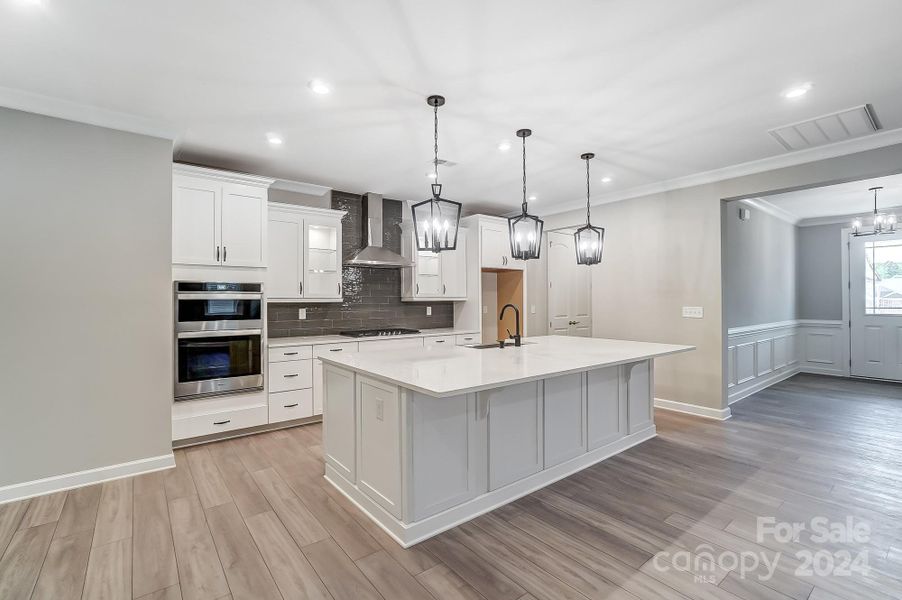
[283,403,299,408]
[284,373,299,378]
[443,283,447,294]
[299,281,303,295]
[213,419,231,425]
[329,348,343,352]
[435,340,445,343]
[283,352,299,356]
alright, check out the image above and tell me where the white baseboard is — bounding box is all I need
[654,398,732,420]
[0,453,175,504]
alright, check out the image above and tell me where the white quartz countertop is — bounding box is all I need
[267,328,479,348]
[319,335,694,397]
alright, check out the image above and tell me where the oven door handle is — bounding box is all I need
[177,329,263,339]
[176,293,263,301]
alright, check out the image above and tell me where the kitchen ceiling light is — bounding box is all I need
[852,186,896,237]
[574,153,605,266]
[411,95,462,253]
[308,79,331,95]
[601,176,613,183]
[507,129,544,261]
[266,133,283,145]
[782,83,812,99]
[528,195,537,201]
[498,140,512,152]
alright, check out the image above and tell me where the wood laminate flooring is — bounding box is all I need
[2,373,901,599]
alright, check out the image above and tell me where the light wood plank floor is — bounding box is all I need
[2,373,902,599]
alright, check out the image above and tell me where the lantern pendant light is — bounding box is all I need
[411,95,462,253]
[508,129,544,260]
[851,186,897,237]
[573,153,605,265]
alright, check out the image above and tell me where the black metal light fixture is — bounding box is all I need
[411,95,462,253]
[508,129,543,260]
[851,186,897,237]
[574,152,605,265]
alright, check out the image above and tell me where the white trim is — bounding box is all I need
[796,210,902,228]
[727,366,800,405]
[325,427,656,548]
[653,398,732,420]
[539,126,902,218]
[738,198,800,225]
[172,163,275,187]
[267,201,346,219]
[270,179,332,196]
[0,86,178,140]
[728,319,801,336]
[0,453,175,504]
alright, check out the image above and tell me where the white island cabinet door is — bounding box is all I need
[323,365,356,482]
[485,381,543,490]
[357,376,402,518]
[220,183,266,267]
[544,373,586,467]
[586,366,626,449]
[173,176,220,266]
[627,361,653,434]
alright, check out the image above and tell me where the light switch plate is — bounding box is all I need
[483,305,488,314]
[426,306,432,316]
[530,305,536,314]
[682,306,704,319]
[298,308,307,319]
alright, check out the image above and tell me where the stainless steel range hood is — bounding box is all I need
[344,192,413,268]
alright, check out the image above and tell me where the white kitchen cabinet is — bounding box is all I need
[586,366,627,449]
[484,380,543,490]
[544,373,587,467]
[313,342,359,416]
[477,217,525,271]
[266,203,346,302]
[402,228,468,300]
[172,165,273,268]
[357,375,403,518]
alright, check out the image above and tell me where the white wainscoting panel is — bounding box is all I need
[727,319,847,404]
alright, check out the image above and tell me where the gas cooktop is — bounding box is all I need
[339,328,421,338]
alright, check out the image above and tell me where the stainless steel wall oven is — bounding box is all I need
[174,282,264,400]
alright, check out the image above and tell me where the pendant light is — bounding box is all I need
[573,153,605,265]
[508,129,544,260]
[852,186,896,237]
[411,95,462,253]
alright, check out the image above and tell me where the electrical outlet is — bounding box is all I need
[298,308,307,319]
[376,400,384,421]
[682,306,704,319]
[426,306,432,316]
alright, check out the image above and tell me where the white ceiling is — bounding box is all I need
[758,173,902,221]
[3,0,902,215]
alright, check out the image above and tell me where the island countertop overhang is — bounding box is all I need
[318,335,694,397]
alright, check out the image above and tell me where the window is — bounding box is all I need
[864,240,902,314]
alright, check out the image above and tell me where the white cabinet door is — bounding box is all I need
[480,225,508,269]
[485,381,543,490]
[357,376,402,518]
[441,229,468,298]
[313,358,324,415]
[626,361,653,434]
[586,366,625,449]
[303,216,342,299]
[544,373,586,467]
[267,210,303,300]
[220,183,266,267]
[173,176,220,266]
[415,252,442,297]
[323,365,356,482]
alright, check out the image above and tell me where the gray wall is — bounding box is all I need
[797,223,844,320]
[723,203,799,328]
[268,187,331,209]
[540,142,902,410]
[0,108,173,487]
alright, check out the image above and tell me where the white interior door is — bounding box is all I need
[850,232,902,380]
[547,231,592,336]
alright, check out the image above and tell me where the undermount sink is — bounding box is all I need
[465,342,533,349]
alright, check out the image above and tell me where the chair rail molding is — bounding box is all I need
[727,319,849,404]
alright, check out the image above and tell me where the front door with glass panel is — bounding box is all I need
[850,232,902,380]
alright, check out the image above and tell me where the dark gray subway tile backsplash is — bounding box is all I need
[268,191,454,337]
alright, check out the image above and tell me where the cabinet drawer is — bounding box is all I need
[424,335,454,348]
[268,345,313,362]
[269,359,313,392]
[172,404,267,440]
[359,337,424,352]
[269,389,314,423]
[455,334,478,346]
[314,342,359,358]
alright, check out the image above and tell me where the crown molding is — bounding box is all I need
[0,86,178,140]
[173,163,275,187]
[539,126,902,218]
[738,198,800,225]
[270,179,332,196]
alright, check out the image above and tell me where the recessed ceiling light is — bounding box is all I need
[528,195,537,201]
[782,83,812,99]
[266,133,283,145]
[600,176,612,184]
[426,172,437,179]
[308,79,331,95]
[498,140,511,152]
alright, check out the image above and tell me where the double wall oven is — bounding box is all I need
[174,282,264,401]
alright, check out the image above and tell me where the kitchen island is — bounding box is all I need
[319,335,694,547]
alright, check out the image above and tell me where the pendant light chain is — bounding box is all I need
[521,134,528,212]
[433,103,439,186]
[585,156,591,222]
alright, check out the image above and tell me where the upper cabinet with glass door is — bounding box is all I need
[401,224,468,301]
[266,203,346,302]
[172,165,274,268]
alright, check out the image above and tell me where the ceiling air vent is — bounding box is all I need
[768,104,879,151]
